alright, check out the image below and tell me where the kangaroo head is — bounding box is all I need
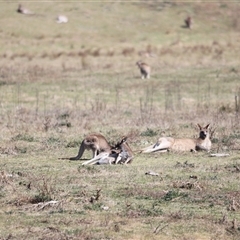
[118,136,128,146]
[112,136,128,150]
[136,61,142,66]
[85,136,97,146]
[197,124,210,140]
[120,136,128,143]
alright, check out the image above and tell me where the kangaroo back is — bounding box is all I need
[171,138,197,152]
[69,133,111,160]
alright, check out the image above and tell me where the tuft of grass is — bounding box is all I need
[12,134,35,142]
[66,140,81,148]
[140,128,158,137]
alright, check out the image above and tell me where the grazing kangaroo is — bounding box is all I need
[142,124,212,153]
[82,136,134,165]
[17,4,34,15]
[136,61,151,79]
[69,133,112,160]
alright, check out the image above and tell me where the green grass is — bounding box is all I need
[1,153,240,239]
[0,1,240,239]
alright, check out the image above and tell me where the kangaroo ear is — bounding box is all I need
[197,124,202,129]
[205,124,210,129]
[122,136,128,142]
[118,136,127,145]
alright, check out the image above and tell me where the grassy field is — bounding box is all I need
[0,1,240,239]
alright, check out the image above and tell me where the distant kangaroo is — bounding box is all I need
[184,16,192,29]
[142,124,212,153]
[56,15,68,23]
[136,61,151,79]
[17,4,34,15]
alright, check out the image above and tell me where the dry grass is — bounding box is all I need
[0,1,240,239]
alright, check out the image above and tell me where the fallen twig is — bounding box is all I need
[210,153,230,157]
[33,200,62,211]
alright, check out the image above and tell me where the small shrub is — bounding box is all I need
[58,112,70,120]
[84,202,102,211]
[78,165,99,174]
[0,81,7,86]
[212,138,218,143]
[29,176,56,204]
[122,202,163,218]
[219,104,232,113]
[30,193,52,204]
[17,147,27,154]
[122,47,135,56]
[58,121,71,128]
[124,111,132,116]
[47,137,61,144]
[66,140,81,148]
[162,190,187,201]
[12,134,35,142]
[140,128,158,137]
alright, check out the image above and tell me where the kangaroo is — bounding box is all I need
[142,124,212,153]
[136,61,151,79]
[69,133,112,160]
[56,15,68,23]
[17,4,34,15]
[82,136,134,165]
[184,16,192,29]
[115,136,134,164]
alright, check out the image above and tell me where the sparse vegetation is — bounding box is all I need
[0,1,240,240]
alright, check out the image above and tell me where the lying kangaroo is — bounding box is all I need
[69,133,112,160]
[142,124,212,153]
[82,136,134,165]
[136,61,151,79]
[56,15,68,23]
[17,4,34,15]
